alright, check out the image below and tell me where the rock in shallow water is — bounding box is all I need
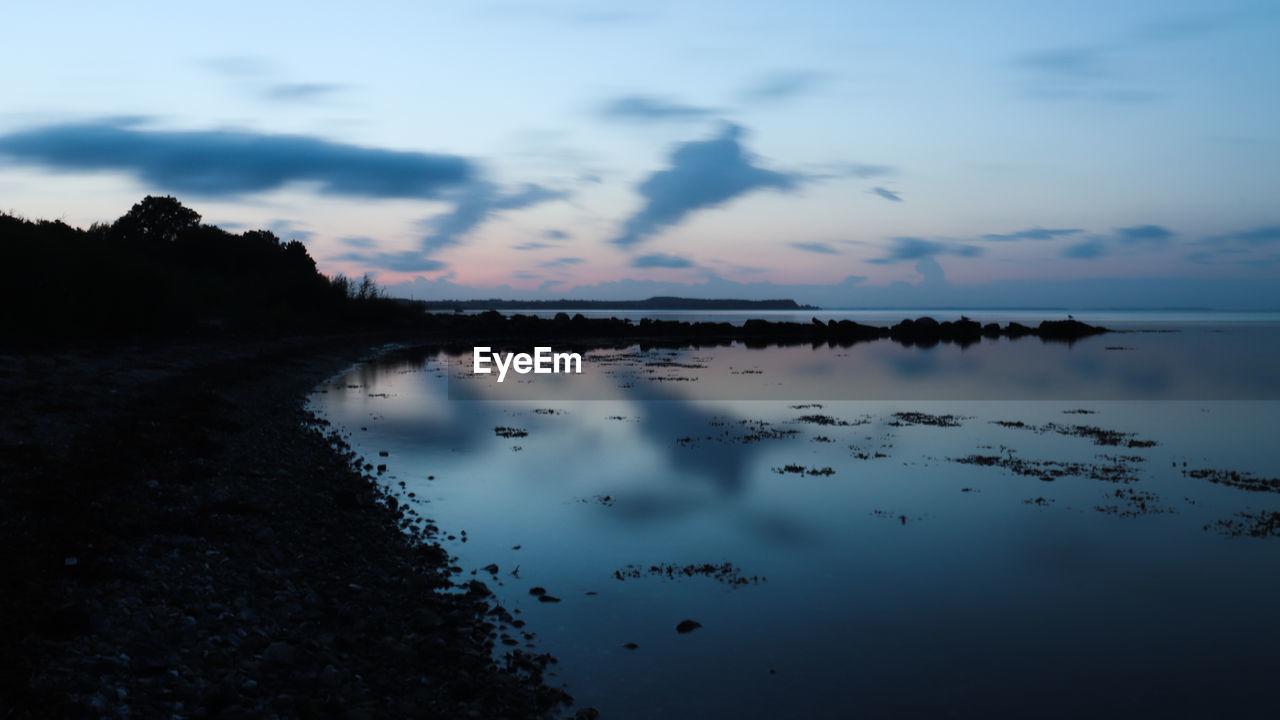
[676,619,702,633]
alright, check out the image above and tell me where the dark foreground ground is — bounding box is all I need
[0,332,579,719]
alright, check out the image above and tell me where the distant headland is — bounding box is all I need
[418,297,819,311]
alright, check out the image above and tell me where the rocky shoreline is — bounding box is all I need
[0,332,577,719]
[427,312,1110,350]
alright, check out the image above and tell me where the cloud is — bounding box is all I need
[788,241,840,255]
[1015,47,1108,78]
[339,236,376,248]
[598,95,719,122]
[632,253,694,269]
[612,124,800,247]
[915,256,947,286]
[512,241,556,251]
[738,71,822,104]
[420,181,569,253]
[980,227,1082,242]
[0,119,472,199]
[1186,251,1280,268]
[543,229,571,239]
[324,181,569,273]
[1186,224,1280,264]
[868,237,982,264]
[330,250,448,273]
[1011,45,1160,104]
[265,83,345,102]
[540,257,584,268]
[1201,225,1280,246]
[1062,240,1108,259]
[267,219,314,242]
[1116,224,1173,244]
[844,163,896,179]
[870,187,902,202]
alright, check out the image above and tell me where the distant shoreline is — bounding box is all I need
[416,296,819,311]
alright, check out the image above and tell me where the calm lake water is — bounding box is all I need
[309,312,1280,718]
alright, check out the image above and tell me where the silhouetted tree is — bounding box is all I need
[112,195,202,243]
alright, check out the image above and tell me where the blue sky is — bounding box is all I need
[2,1,1279,307]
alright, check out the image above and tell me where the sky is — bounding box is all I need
[2,0,1279,308]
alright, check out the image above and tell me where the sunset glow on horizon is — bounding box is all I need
[3,0,1278,307]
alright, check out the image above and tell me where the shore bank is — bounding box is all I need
[0,332,575,719]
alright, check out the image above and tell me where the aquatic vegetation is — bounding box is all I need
[1182,468,1280,493]
[889,412,966,427]
[614,562,765,586]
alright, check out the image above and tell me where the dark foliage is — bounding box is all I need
[0,196,423,340]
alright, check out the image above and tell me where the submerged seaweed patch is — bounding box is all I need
[1206,511,1280,538]
[1183,468,1280,494]
[990,420,1158,448]
[889,412,965,427]
[772,465,835,476]
[951,452,1142,484]
[613,562,765,586]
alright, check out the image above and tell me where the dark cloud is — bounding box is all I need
[0,120,472,199]
[738,71,822,104]
[420,182,569,253]
[868,237,982,264]
[1116,224,1173,243]
[265,83,345,102]
[870,187,902,202]
[980,227,1082,242]
[339,236,376,248]
[330,250,448,273]
[788,241,840,255]
[543,229,571,239]
[1062,241,1108,259]
[612,124,800,247]
[599,95,719,122]
[632,253,694,269]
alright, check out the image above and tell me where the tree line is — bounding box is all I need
[1,196,421,340]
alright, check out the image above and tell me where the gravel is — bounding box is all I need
[0,332,577,719]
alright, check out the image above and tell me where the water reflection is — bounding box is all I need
[434,325,1280,400]
[309,328,1280,719]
